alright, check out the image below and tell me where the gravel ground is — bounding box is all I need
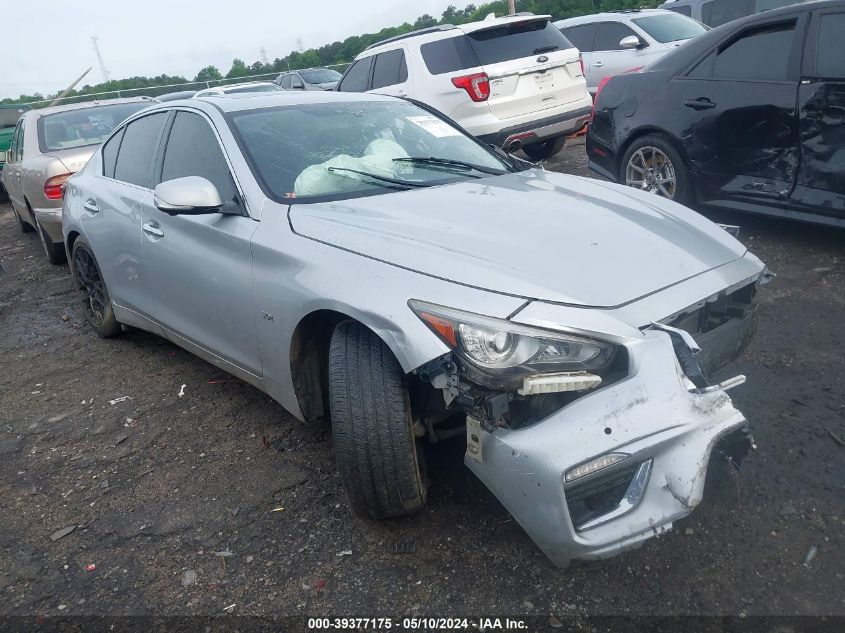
[1,138,843,621]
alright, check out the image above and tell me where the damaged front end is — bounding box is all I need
[408,282,760,567]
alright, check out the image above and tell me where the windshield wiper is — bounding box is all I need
[533,45,559,54]
[393,157,505,176]
[326,166,430,188]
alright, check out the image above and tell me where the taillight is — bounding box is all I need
[579,55,585,78]
[591,76,613,122]
[451,73,490,102]
[44,173,71,200]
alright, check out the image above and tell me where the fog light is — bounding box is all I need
[565,453,629,483]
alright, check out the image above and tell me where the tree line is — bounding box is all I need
[2,0,659,104]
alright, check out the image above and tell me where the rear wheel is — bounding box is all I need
[522,136,566,162]
[70,239,121,338]
[621,135,692,205]
[328,320,427,519]
[12,204,35,233]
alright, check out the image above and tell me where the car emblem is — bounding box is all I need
[537,55,549,63]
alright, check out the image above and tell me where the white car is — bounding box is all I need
[556,9,709,93]
[193,81,284,98]
[336,13,593,161]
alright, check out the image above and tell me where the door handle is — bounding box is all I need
[142,222,164,238]
[592,61,604,67]
[83,199,100,214]
[684,97,716,110]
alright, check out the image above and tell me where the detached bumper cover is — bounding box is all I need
[465,329,749,567]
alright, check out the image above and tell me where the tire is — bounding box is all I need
[36,218,67,265]
[522,136,566,162]
[328,320,427,519]
[70,238,121,338]
[11,204,35,233]
[620,134,692,205]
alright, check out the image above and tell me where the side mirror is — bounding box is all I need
[620,35,645,50]
[154,176,224,215]
[0,150,6,163]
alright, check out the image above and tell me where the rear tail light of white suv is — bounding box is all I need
[451,73,490,102]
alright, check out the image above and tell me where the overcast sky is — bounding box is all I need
[2,0,455,99]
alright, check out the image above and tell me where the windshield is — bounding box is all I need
[226,84,281,94]
[229,100,512,203]
[301,68,342,84]
[632,14,709,43]
[38,102,148,151]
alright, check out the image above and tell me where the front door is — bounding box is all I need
[140,109,262,377]
[791,8,845,219]
[677,16,805,204]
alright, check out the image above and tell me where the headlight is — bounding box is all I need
[409,301,617,386]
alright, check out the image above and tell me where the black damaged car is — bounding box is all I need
[587,0,845,228]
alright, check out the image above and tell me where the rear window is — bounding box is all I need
[38,102,149,152]
[466,20,574,65]
[632,14,709,43]
[816,12,845,78]
[301,68,342,84]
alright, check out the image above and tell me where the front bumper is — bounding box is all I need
[466,329,750,567]
[476,105,592,148]
[33,207,63,243]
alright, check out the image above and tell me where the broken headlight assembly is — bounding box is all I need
[409,300,618,391]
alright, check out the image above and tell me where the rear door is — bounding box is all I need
[369,47,412,98]
[140,109,262,376]
[791,8,845,218]
[465,18,585,120]
[561,23,598,89]
[675,15,805,203]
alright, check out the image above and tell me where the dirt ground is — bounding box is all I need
[1,138,843,621]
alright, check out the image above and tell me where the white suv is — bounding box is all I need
[336,13,593,161]
[555,9,708,93]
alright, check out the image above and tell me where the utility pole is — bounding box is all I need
[91,36,111,83]
[508,0,516,14]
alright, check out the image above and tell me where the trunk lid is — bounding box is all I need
[46,147,96,175]
[288,171,747,308]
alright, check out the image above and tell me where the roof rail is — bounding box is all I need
[365,24,457,50]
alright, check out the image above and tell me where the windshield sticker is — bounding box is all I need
[406,116,461,138]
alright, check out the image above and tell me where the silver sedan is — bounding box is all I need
[62,91,768,567]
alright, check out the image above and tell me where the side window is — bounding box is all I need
[816,13,845,78]
[280,75,291,89]
[16,120,26,162]
[9,122,21,162]
[703,0,754,27]
[113,112,168,188]
[337,57,373,92]
[372,49,407,89]
[102,127,124,178]
[291,74,305,89]
[595,22,639,51]
[160,112,237,204]
[713,22,796,82]
[563,24,597,53]
[420,36,477,74]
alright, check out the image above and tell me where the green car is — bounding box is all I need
[0,104,30,201]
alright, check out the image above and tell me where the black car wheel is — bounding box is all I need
[70,239,121,337]
[522,137,566,162]
[621,135,691,205]
[328,320,428,519]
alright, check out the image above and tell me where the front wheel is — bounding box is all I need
[328,320,427,519]
[70,239,121,338]
[521,136,566,162]
[620,135,692,205]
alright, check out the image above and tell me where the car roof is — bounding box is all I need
[24,96,156,118]
[164,89,400,114]
[555,9,674,26]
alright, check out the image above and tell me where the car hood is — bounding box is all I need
[288,171,747,308]
[46,146,96,174]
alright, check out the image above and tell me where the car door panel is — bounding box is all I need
[140,110,262,376]
[791,9,845,217]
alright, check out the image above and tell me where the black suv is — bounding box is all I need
[587,0,844,227]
